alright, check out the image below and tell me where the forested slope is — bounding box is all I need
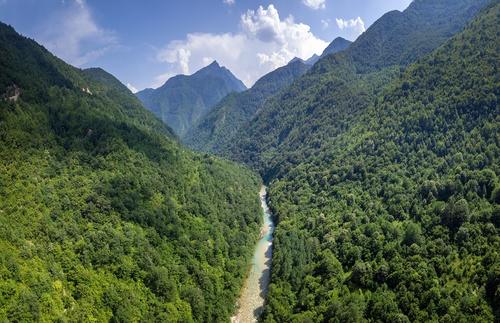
[0,22,261,322]
[261,2,499,321]
[184,60,310,153]
[221,0,490,179]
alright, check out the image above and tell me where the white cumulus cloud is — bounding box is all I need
[39,0,118,67]
[155,4,327,87]
[126,83,138,93]
[336,17,366,36]
[223,0,235,5]
[302,0,326,10]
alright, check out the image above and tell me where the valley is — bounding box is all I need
[0,0,498,322]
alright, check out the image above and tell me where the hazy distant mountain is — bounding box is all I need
[136,61,246,137]
[184,59,310,151]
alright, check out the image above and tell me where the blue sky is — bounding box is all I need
[0,0,412,91]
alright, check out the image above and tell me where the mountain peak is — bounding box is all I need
[136,59,246,137]
[332,36,349,43]
[208,60,220,68]
[321,37,352,57]
[289,57,305,64]
[305,54,319,65]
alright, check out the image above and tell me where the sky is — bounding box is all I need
[0,0,412,91]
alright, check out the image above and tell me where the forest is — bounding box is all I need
[0,22,262,322]
[257,3,499,322]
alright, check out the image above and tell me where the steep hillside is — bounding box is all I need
[222,0,490,179]
[0,22,261,322]
[262,2,499,321]
[184,59,310,152]
[136,61,246,137]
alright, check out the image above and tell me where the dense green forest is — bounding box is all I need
[0,22,262,322]
[257,2,499,322]
[136,61,247,137]
[179,0,498,321]
[219,0,491,176]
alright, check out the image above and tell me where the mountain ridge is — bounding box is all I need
[262,3,499,320]
[184,36,353,153]
[184,58,310,152]
[136,61,246,137]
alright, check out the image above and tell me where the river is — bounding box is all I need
[231,186,275,323]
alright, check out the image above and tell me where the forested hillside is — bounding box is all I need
[184,59,310,153]
[260,2,499,322]
[221,0,490,178]
[136,61,246,137]
[0,22,261,322]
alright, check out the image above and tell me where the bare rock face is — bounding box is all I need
[3,84,20,102]
[82,87,93,95]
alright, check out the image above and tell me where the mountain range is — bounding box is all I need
[184,36,353,153]
[215,0,497,321]
[0,0,498,321]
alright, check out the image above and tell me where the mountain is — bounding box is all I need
[222,0,491,177]
[262,3,499,321]
[136,61,246,137]
[306,37,352,65]
[185,0,497,321]
[0,22,261,322]
[183,59,310,152]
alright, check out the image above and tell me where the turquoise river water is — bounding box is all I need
[231,186,275,323]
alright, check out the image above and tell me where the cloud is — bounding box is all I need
[336,17,366,36]
[126,83,138,93]
[321,19,330,29]
[302,0,326,10]
[156,5,327,87]
[223,0,235,5]
[39,0,118,67]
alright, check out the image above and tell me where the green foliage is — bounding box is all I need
[256,3,499,321]
[0,22,261,322]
